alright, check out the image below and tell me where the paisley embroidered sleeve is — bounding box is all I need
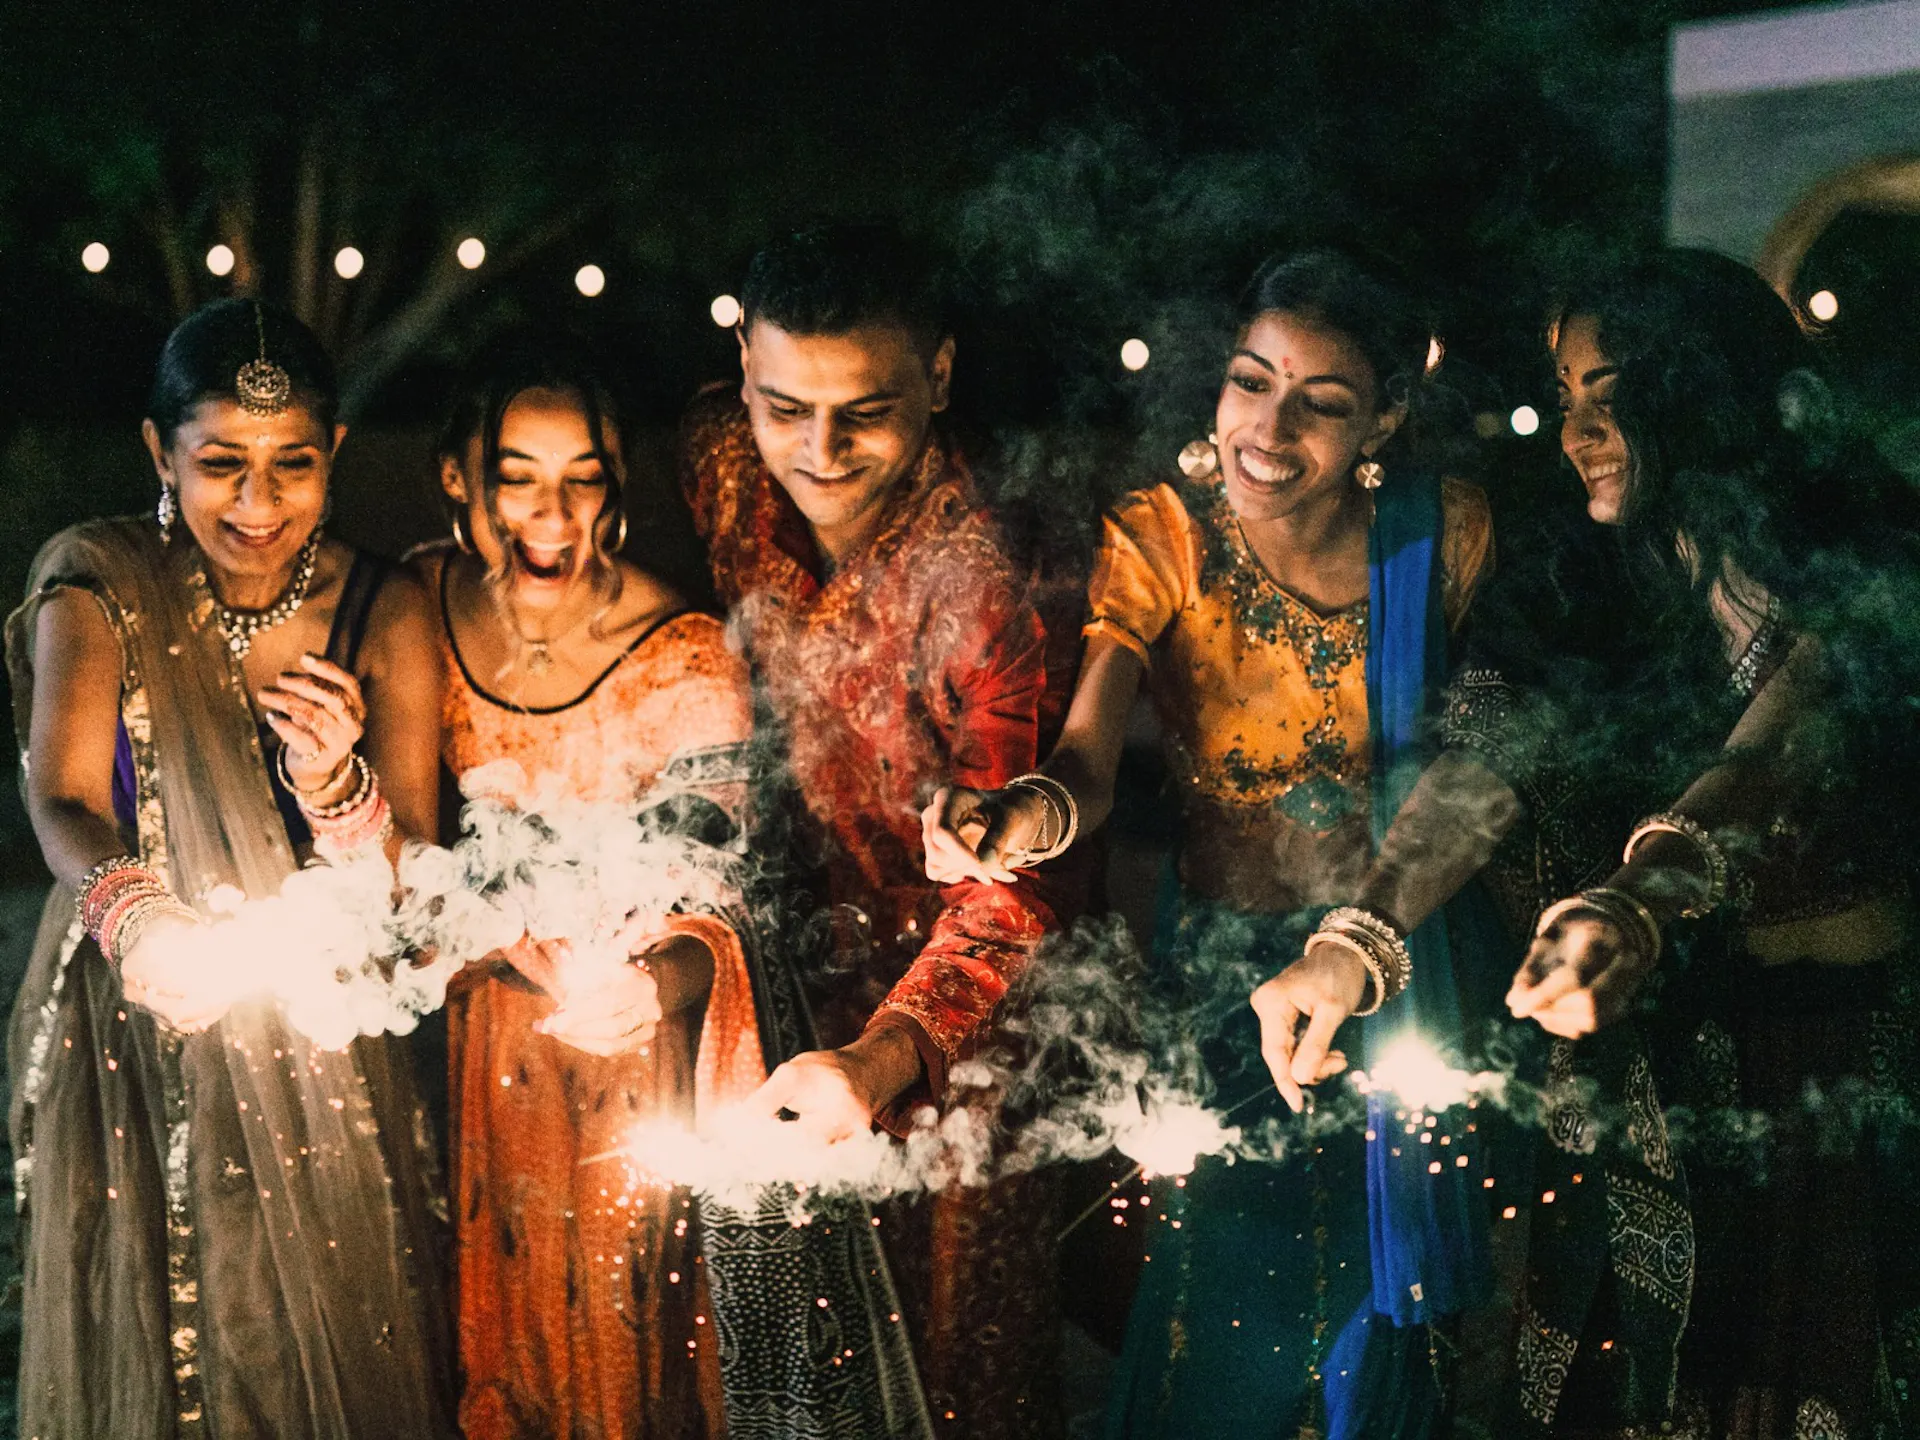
[1441,666,1555,817]
[867,576,1064,1128]
[1083,484,1194,665]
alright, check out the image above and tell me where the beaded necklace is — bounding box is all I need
[215,532,321,658]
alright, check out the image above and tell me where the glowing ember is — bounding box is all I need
[1110,1094,1240,1179]
[1349,1034,1502,1112]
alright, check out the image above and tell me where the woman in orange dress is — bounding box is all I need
[417,343,764,1439]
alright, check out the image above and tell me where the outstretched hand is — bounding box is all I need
[747,1027,924,1144]
[1507,910,1652,1038]
[1249,940,1368,1113]
[749,1050,878,1144]
[921,784,1048,885]
[120,912,236,1033]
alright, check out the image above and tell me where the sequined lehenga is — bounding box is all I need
[5,518,454,1439]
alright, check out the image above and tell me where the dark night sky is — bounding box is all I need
[0,0,1811,430]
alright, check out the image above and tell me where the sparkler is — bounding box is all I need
[129,759,738,1051]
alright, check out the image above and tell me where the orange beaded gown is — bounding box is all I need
[423,551,765,1440]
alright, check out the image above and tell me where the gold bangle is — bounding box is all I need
[1007,772,1079,864]
[1624,811,1727,918]
[1533,890,1662,969]
[1579,886,1663,967]
[287,752,373,820]
[1318,905,1413,1004]
[1308,930,1389,1017]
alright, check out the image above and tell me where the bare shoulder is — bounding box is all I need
[360,560,441,672]
[601,558,692,640]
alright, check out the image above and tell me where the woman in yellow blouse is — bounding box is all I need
[924,249,1491,1437]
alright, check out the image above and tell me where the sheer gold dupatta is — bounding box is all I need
[7,517,451,1439]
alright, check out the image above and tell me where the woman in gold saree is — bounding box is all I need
[6,299,454,1437]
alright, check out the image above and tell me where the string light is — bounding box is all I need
[1808,289,1839,322]
[575,264,606,298]
[456,237,486,270]
[206,245,235,277]
[334,246,365,280]
[80,242,110,274]
[710,293,742,327]
[1120,338,1151,372]
[1510,405,1541,437]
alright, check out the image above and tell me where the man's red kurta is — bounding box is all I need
[680,385,1074,1108]
[680,386,1080,1437]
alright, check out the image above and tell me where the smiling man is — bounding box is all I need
[681,222,1077,1437]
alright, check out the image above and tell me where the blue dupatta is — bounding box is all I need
[1322,473,1492,1435]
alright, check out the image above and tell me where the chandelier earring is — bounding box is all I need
[1355,458,1386,491]
[157,486,178,544]
[1178,430,1221,480]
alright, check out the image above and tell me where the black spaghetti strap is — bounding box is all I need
[325,552,395,670]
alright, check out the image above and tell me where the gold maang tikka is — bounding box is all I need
[234,302,292,417]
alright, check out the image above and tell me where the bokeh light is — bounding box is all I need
[575,264,606,298]
[1808,289,1839,322]
[710,294,742,327]
[1120,338,1151,371]
[334,246,365,280]
[206,244,235,277]
[457,237,486,270]
[80,242,110,274]
[1510,405,1541,437]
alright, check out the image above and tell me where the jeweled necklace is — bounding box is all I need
[215,532,321,658]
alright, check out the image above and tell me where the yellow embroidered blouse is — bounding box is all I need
[1085,473,1491,909]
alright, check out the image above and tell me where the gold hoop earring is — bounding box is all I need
[1178,436,1220,480]
[157,486,177,544]
[613,510,629,552]
[1355,459,1386,491]
[451,511,475,554]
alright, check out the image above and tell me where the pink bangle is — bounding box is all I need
[312,786,392,859]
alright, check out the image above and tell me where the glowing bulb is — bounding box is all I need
[206,244,235,277]
[1510,405,1541,437]
[1808,289,1839,322]
[334,246,365,280]
[710,293,742,328]
[1120,338,1151,372]
[456,237,486,270]
[80,242,110,274]
[1425,336,1445,374]
[575,264,606,298]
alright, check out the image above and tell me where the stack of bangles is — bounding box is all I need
[78,855,197,974]
[1622,810,1728,918]
[279,749,392,858]
[1534,887,1663,967]
[1004,772,1079,868]
[1309,906,1413,1017]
